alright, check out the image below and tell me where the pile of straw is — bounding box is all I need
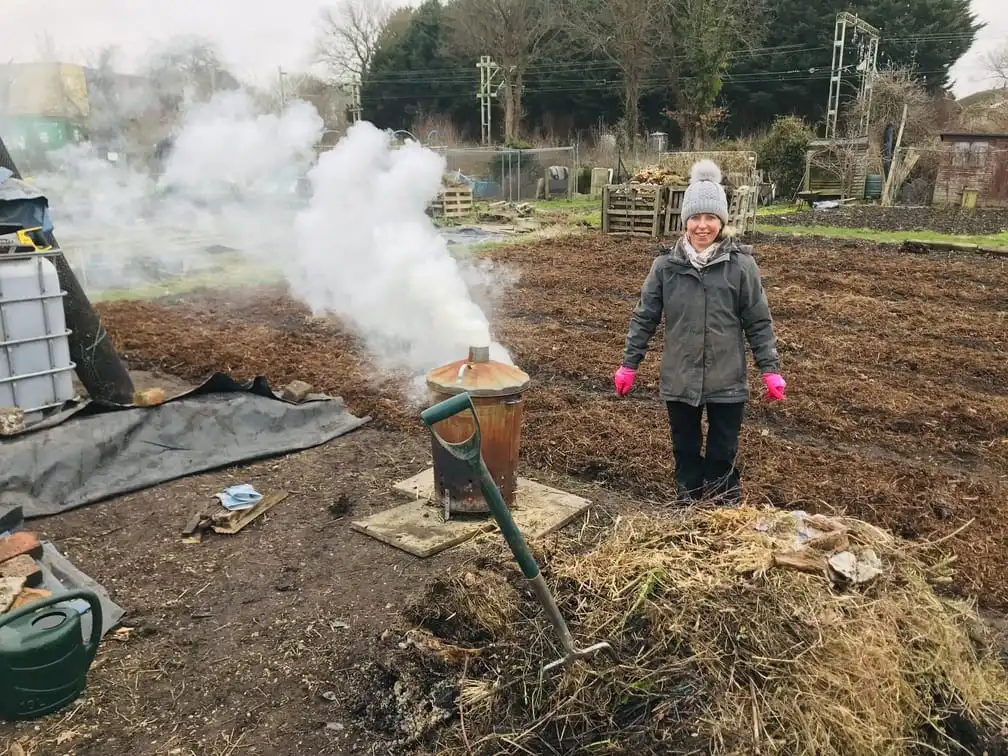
[404,507,1008,755]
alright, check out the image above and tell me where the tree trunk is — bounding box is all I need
[623,73,641,152]
[502,83,516,142]
[502,70,524,142]
[681,122,694,151]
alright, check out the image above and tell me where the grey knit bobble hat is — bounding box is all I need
[680,159,728,226]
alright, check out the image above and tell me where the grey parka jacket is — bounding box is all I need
[621,237,780,406]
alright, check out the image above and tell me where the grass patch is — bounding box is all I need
[757,203,804,217]
[763,223,1008,248]
[90,263,283,303]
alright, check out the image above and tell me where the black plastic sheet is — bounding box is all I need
[0,373,370,518]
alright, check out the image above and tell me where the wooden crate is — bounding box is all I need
[431,186,474,218]
[602,184,667,238]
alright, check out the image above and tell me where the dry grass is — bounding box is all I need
[405,507,1008,755]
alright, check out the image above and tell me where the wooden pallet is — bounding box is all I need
[728,185,758,234]
[602,184,667,238]
[431,186,474,218]
[663,186,689,235]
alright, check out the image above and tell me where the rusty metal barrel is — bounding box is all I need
[425,345,530,515]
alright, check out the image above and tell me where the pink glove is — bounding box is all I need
[763,373,786,402]
[613,366,636,397]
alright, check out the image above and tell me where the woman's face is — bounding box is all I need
[686,214,722,250]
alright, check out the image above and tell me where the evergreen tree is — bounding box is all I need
[361,0,479,136]
[721,0,982,136]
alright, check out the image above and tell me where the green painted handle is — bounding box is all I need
[0,588,103,664]
[476,459,540,581]
[420,392,474,427]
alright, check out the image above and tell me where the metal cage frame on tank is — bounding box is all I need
[0,249,77,424]
[424,345,531,521]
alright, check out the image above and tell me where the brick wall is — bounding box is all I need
[933,136,1008,208]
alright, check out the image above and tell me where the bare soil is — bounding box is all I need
[761,204,1008,237]
[1,231,1006,754]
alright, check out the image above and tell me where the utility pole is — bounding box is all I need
[278,66,287,109]
[825,12,880,140]
[476,56,504,146]
[349,79,362,123]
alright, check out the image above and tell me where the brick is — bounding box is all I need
[280,380,313,403]
[0,532,43,564]
[0,554,42,588]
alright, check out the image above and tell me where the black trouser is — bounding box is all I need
[665,401,746,502]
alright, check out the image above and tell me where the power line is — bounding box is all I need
[361,68,951,102]
[355,31,976,87]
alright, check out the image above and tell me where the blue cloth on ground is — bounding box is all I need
[215,484,263,511]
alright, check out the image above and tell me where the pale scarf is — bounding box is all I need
[683,235,722,270]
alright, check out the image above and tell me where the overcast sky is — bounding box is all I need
[4,0,1005,98]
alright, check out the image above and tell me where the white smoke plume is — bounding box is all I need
[288,120,511,375]
[19,89,511,382]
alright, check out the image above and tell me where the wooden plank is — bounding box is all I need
[181,512,205,536]
[359,468,593,558]
[351,505,492,558]
[211,491,290,534]
[601,185,610,233]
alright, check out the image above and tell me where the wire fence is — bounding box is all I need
[432,146,577,202]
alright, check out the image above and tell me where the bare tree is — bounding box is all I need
[254,72,351,132]
[142,37,240,114]
[35,32,60,62]
[986,45,1008,88]
[558,0,664,150]
[316,0,392,81]
[846,66,945,147]
[447,0,557,142]
[661,0,766,149]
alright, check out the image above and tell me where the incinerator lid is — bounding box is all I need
[425,345,531,398]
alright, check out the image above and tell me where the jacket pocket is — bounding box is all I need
[704,329,746,394]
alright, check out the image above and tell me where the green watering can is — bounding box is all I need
[421,392,615,674]
[0,589,103,721]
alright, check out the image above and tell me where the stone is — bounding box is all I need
[0,576,26,612]
[0,407,25,436]
[0,554,42,587]
[133,388,168,407]
[10,587,52,611]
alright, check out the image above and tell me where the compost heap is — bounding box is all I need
[355,507,1008,755]
[630,166,689,185]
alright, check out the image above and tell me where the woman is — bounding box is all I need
[612,159,785,504]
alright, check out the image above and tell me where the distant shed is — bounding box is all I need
[803,137,870,200]
[933,131,1008,208]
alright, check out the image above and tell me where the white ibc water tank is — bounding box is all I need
[0,253,76,422]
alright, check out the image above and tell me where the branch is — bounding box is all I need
[447,0,558,70]
[986,45,1008,87]
[316,0,392,80]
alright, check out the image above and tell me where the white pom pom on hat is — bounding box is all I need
[681,159,729,225]
[690,159,722,185]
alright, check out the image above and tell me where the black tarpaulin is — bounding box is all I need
[0,373,370,518]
